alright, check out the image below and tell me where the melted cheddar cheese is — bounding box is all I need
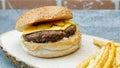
[23,20,75,34]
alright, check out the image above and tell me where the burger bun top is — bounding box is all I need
[16,6,73,31]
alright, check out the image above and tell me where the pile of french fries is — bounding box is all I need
[77,39,120,68]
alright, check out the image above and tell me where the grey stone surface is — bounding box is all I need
[0,10,120,68]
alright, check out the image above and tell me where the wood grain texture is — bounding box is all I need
[0,30,33,68]
[2,49,34,68]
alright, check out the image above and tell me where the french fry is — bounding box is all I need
[93,39,120,47]
[87,46,106,68]
[76,56,95,68]
[93,43,110,68]
[77,40,118,68]
[116,47,120,67]
[103,41,116,68]
[112,65,117,68]
[94,43,110,68]
[112,56,116,68]
[87,58,95,68]
[87,46,105,68]
[93,39,106,47]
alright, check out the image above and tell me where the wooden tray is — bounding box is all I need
[0,30,109,68]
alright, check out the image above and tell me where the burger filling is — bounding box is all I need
[23,20,77,43]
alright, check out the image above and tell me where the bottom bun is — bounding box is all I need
[22,30,81,58]
[22,44,80,58]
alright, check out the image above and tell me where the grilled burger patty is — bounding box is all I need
[23,25,76,43]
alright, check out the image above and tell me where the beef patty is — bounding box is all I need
[23,25,76,43]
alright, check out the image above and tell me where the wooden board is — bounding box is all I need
[0,30,109,68]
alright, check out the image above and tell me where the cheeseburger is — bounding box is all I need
[16,6,81,58]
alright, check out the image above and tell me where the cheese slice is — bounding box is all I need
[23,20,75,34]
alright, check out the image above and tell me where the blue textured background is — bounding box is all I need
[0,10,120,68]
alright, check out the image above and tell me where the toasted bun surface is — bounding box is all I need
[16,6,73,32]
[22,30,81,58]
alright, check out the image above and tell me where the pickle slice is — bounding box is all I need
[37,23,51,29]
[48,26,61,30]
[54,21,65,27]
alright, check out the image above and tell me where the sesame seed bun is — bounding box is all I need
[16,6,73,32]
